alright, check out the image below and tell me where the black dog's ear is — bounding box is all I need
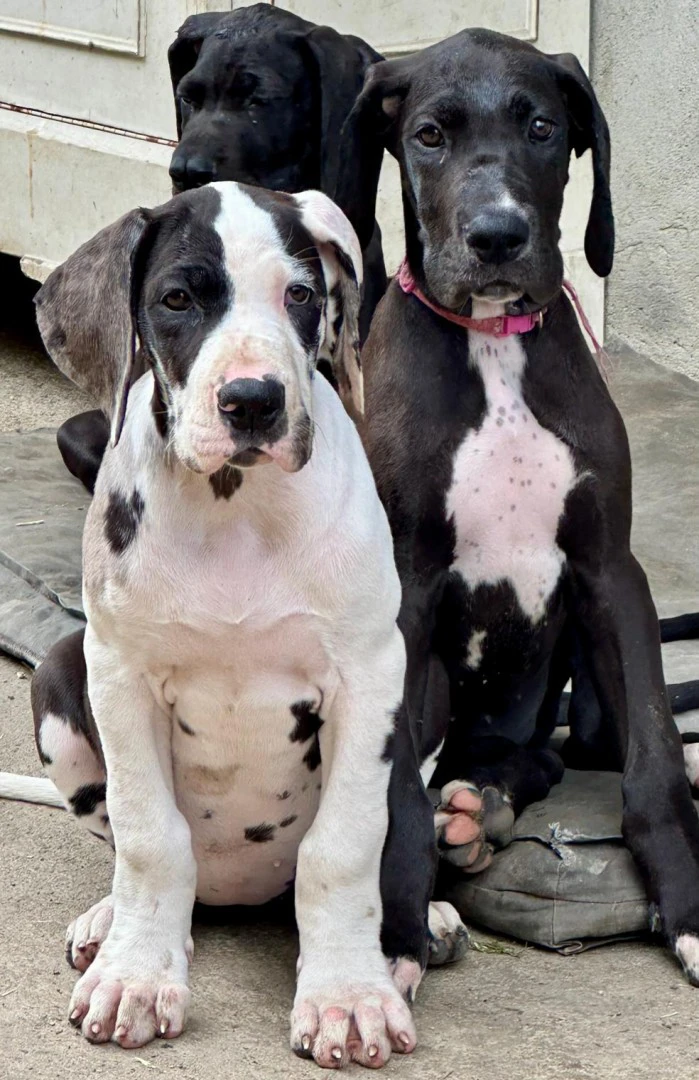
[35,209,154,446]
[168,13,226,137]
[333,59,412,251]
[548,52,614,278]
[300,28,384,226]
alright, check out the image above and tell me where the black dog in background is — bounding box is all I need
[56,3,385,494]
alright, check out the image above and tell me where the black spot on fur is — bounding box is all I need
[244,823,276,843]
[290,700,323,772]
[304,739,321,772]
[280,814,298,828]
[209,465,243,500]
[329,242,356,282]
[381,730,396,763]
[381,709,399,762]
[330,282,344,342]
[38,748,53,766]
[277,790,291,800]
[151,374,170,439]
[178,717,196,736]
[70,781,106,817]
[289,700,323,743]
[203,809,213,819]
[104,489,145,554]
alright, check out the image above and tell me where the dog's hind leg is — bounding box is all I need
[56,410,110,494]
[32,628,112,847]
[32,629,115,973]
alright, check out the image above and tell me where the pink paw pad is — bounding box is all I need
[435,781,514,873]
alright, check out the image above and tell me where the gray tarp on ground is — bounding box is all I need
[0,427,85,666]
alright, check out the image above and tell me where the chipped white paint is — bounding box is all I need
[446,329,577,623]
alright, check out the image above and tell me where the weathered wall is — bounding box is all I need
[591,0,699,378]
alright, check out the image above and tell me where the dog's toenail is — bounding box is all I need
[369,1045,378,1058]
[69,1008,81,1023]
[90,1023,100,1035]
[77,941,87,951]
[398,1032,411,1046]
[332,1047,342,1060]
[160,1020,168,1035]
[302,1035,311,1050]
[115,1025,127,1039]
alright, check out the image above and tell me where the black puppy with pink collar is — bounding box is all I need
[338,27,699,983]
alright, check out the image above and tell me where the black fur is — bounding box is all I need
[244,823,276,843]
[353,28,699,962]
[209,465,244,500]
[104,489,145,555]
[70,782,107,817]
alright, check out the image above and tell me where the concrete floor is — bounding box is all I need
[2,277,699,1079]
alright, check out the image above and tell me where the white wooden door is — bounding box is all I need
[283,0,601,338]
[0,0,234,279]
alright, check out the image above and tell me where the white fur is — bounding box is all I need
[0,771,64,808]
[684,744,699,787]
[419,739,445,788]
[446,330,577,622]
[74,370,407,1051]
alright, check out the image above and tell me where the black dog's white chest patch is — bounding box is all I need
[446,334,576,624]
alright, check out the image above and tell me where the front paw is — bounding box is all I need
[68,941,191,1048]
[291,967,416,1069]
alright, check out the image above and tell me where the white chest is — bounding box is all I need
[446,333,576,623]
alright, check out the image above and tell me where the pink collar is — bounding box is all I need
[396,260,604,361]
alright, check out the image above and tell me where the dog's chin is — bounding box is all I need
[472,283,524,304]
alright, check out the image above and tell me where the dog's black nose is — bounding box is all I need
[465,210,530,265]
[217,378,286,435]
[169,151,216,190]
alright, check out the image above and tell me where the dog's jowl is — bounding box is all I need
[340,27,699,981]
[32,182,439,1065]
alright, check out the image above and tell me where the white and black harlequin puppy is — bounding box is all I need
[30,181,455,1066]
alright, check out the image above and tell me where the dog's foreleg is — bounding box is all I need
[67,626,196,1048]
[291,626,416,1069]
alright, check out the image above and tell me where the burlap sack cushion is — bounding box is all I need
[445,770,654,952]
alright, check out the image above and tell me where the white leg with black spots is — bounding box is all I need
[67,630,197,1048]
[38,711,112,843]
[291,629,417,1069]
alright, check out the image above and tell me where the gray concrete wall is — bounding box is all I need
[591,0,699,378]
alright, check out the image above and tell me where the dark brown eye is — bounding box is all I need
[285,284,313,306]
[162,289,192,311]
[530,117,555,141]
[416,124,444,148]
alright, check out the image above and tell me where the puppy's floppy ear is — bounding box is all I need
[35,209,153,447]
[300,28,383,202]
[293,190,364,421]
[168,13,225,137]
[548,52,614,278]
[333,58,411,251]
